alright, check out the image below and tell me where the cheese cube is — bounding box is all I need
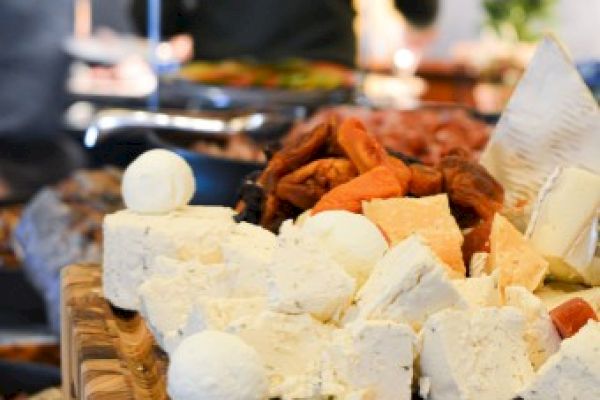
[267,225,356,322]
[356,235,467,331]
[420,307,534,400]
[488,213,548,297]
[103,206,235,310]
[526,166,600,285]
[328,320,417,400]
[363,195,466,277]
[517,320,600,400]
[505,286,561,370]
[226,311,332,399]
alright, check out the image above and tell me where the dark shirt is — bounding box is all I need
[0,0,72,138]
[132,0,356,66]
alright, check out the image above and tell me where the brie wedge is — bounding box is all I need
[480,35,600,217]
[526,166,600,285]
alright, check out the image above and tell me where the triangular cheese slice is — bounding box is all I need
[363,194,465,277]
[480,35,600,217]
[487,214,548,297]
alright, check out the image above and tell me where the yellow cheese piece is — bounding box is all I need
[488,214,548,297]
[363,194,465,277]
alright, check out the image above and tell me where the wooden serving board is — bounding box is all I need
[61,264,168,400]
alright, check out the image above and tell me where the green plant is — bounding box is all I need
[483,0,556,42]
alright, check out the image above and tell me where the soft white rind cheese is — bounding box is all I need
[167,330,268,400]
[517,320,600,400]
[267,223,356,322]
[103,206,235,310]
[226,311,332,399]
[356,235,467,330]
[328,320,417,400]
[420,307,534,400]
[526,166,600,285]
[302,210,388,286]
[504,286,561,370]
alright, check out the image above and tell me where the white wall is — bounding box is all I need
[426,0,600,61]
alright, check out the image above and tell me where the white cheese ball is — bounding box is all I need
[167,330,268,400]
[122,149,195,214]
[302,210,388,285]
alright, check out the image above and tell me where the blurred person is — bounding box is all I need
[131,0,439,66]
[0,0,85,202]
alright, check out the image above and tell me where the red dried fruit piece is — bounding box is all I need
[550,297,598,339]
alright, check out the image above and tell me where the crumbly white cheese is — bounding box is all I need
[504,286,561,370]
[526,166,600,285]
[226,311,333,399]
[452,274,500,308]
[267,223,356,322]
[182,297,265,340]
[328,320,416,400]
[103,206,235,310]
[138,259,233,353]
[355,235,467,331]
[220,222,276,268]
[517,320,600,400]
[419,307,534,400]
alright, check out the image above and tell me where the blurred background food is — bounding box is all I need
[0,0,598,397]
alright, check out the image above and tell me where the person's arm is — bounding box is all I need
[394,0,439,27]
[131,0,190,38]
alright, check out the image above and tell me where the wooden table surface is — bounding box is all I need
[61,264,168,400]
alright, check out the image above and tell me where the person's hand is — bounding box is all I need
[169,34,194,63]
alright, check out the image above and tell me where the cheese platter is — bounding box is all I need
[61,35,600,400]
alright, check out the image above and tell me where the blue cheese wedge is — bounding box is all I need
[517,320,600,400]
[504,286,561,370]
[226,311,333,399]
[419,307,534,400]
[103,206,235,310]
[267,223,356,322]
[355,235,467,331]
[328,320,417,400]
[526,166,600,285]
